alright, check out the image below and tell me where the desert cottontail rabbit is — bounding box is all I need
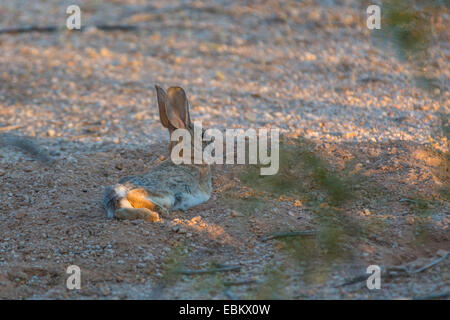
[102,86,212,222]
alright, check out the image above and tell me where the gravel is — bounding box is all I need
[0,0,448,300]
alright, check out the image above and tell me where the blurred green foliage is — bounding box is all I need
[239,138,360,206]
[371,0,448,92]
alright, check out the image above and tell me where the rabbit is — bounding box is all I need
[102,85,212,222]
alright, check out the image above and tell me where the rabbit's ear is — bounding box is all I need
[155,85,170,128]
[165,86,191,129]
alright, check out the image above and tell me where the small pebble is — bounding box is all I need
[231,210,244,217]
[436,249,447,257]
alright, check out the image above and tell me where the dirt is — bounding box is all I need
[0,0,448,299]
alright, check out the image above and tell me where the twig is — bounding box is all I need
[411,252,449,274]
[174,265,241,275]
[1,5,233,36]
[336,268,408,288]
[0,125,23,133]
[337,252,449,287]
[224,279,260,286]
[336,274,370,287]
[413,291,450,300]
[0,26,58,34]
[399,198,417,204]
[0,25,139,35]
[93,25,138,32]
[261,230,316,241]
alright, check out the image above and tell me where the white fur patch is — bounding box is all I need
[174,191,210,211]
[114,184,128,198]
[148,194,174,209]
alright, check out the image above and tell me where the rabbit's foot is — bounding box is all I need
[115,207,160,222]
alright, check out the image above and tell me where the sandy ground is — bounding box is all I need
[0,0,448,299]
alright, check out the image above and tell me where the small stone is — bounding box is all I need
[143,254,154,262]
[47,129,56,137]
[244,111,256,122]
[171,225,186,233]
[100,47,112,58]
[436,249,447,257]
[13,210,27,219]
[215,71,225,81]
[99,285,111,296]
[231,210,244,217]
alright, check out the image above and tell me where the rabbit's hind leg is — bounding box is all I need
[126,188,159,211]
[128,188,172,217]
[115,188,162,222]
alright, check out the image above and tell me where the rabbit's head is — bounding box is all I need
[155,85,211,163]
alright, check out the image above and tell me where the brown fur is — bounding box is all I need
[126,188,158,210]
